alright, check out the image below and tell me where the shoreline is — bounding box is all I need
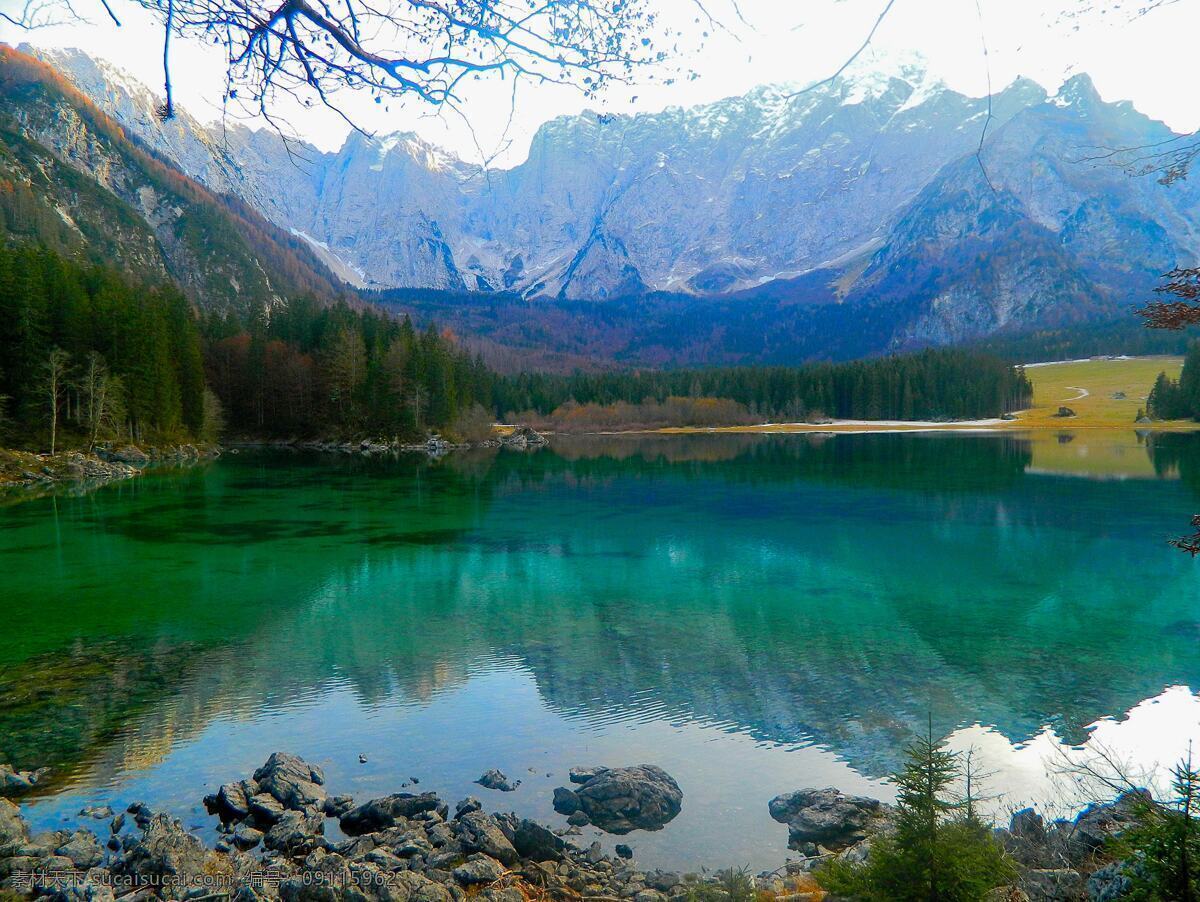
[572,418,1200,437]
[0,753,1147,902]
[0,444,219,494]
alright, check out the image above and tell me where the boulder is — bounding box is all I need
[552,787,581,816]
[455,812,518,865]
[55,830,105,869]
[475,770,520,793]
[1087,860,1135,901]
[566,765,683,834]
[768,788,886,851]
[568,767,606,785]
[108,446,150,464]
[340,793,443,835]
[322,794,355,818]
[453,854,507,885]
[1069,790,1151,852]
[0,798,30,855]
[253,753,326,813]
[454,797,482,819]
[263,810,324,855]
[230,823,264,851]
[115,814,213,888]
[1022,868,1083,901]
[510,819,565,862]
[205,780,255,822]
[0,763,48,793]
[248,792,286,825]
[79,806,114,820]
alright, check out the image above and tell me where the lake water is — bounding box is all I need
[4,431,1200,871]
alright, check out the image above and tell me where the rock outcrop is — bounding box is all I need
[552,765,683,834]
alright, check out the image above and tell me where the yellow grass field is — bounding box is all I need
[1014,355,1185,428]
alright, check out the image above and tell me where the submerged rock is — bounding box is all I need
[768,787,888,851]
[475,769,521,792]
[561,765,683,834]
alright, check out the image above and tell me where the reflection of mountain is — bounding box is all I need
[5,435,1200,792]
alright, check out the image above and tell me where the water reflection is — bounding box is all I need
[4,432,1200,869]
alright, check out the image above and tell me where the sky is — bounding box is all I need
[2,0,1199,167]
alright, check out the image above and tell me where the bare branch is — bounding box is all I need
[973,0,996,194]
[786,0,899,101]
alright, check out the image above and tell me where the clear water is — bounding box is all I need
[4,431,1200,871]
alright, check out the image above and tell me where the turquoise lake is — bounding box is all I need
[4,431,1200,870]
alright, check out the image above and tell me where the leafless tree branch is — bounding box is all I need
[786,0,898,101]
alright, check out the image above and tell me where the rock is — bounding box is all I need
[454,797,482,819]
[552,787,581,816]
[0,798,30,854]
[115,814,213,889]
[0,763,48,793]
[108,445,150,464]
[615,844,633,860]
[205,780,255,822]
[569,767,606,785]
[230,823,264,851]
[56,830,104,868]
[253,752,327,812]
[323,794,355,818]
[1069,790,1151,852]
[453,854,507,885]
[1022,868,1084,900]
[109,813,125,835]
[566,811,590,827]
[634,891,666,902]
[340,793,444,835]
[503,426,548,448]
[79,805,115,820]
[456,812,519,865]
[1087,860,1134,901]
[555,765,682,835]
[645,871,680,893]
[263,810,324,854]
[584,842,604,865]
[1009,808,1046,842]
[248,792,286,825]
[985,889,1030,902]
[475,770,520,792]
[768,788,886,851]
[510,819,565,862]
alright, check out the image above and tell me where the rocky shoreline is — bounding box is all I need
[230,426,549,458]
[0,753,1153,902]
[0,444,219,493]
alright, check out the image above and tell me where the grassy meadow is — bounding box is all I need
[1015,355,1184,428]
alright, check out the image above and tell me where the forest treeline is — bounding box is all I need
[494,349,1033,428]
[1148,342,1200,420]
[0,244,1034,451]
[0,245,492,448]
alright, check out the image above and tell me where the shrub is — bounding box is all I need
[818,729,1015,901]
[1111,755,1200,901]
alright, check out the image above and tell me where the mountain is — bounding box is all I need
[16,45,1200,363]
[0,46,347,313]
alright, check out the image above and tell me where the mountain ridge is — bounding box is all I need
[10,44,1200,366]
